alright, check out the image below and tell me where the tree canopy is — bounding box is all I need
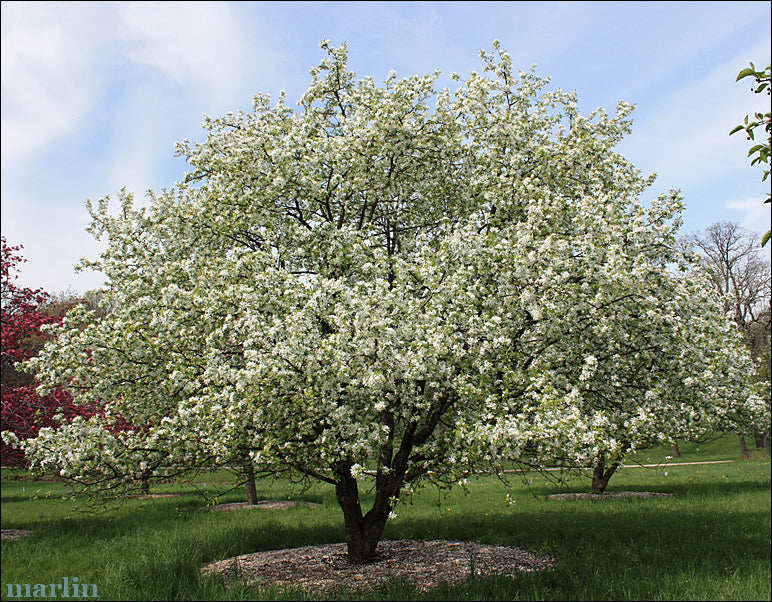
[5,41,766,563]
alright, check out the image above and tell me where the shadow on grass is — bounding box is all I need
[363,502,770,601]
[0,494,35,503]
[203,485,767,600]
[2,466,769,601]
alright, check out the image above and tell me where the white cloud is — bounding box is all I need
[616,36,771,207]
[117,1,259,112]
[100,2,292,200]
[0,2,110,171]
[1,1,284,292]
[724,196,772,235]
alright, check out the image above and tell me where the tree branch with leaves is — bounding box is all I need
[730,62,771,246]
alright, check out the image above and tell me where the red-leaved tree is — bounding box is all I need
[1,236,94,466]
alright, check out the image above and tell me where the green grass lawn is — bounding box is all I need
[1,434,770,601]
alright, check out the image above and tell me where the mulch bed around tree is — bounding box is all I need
[547,491,674,500]
[209,500,322,512]
[1,529,32,540]
[201,539,555,594]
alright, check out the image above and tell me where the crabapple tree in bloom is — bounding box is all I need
[5,42,765,562]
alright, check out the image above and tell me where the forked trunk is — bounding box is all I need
[242,454,258,505]
[341,512,387,565]
[335,465,394,564]
[591,456,620,493]
[331,400,443,563]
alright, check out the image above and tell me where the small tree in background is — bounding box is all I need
[1,240,200,494]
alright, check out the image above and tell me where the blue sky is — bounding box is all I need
[2,1,771,294]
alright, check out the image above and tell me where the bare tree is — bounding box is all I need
[684,222,771,451]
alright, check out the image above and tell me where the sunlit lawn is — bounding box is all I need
[1,434,770,601]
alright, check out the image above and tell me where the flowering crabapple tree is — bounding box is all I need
[5,41,765,563]
[0,237,96,466]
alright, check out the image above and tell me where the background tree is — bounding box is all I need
[682,222,771,452]
[730,62,771,247]
[0,237,97,466]
[6,42,764,563]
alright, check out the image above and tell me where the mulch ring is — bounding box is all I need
[127,482,237,498]
[210,500,322,512]
[196,482,235,486]
[201,539,555,594]
[2,529,32,541]
[547,491,674,500]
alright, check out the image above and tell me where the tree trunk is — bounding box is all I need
[242,454,258,505]
[764,432,770,451]
[138,468,151,494]
[335,464,394,564]
[670,441,681,458]
[754,433,765,449]
[591,456,620,493]
[738,434,749,459]
[330,401,441,563]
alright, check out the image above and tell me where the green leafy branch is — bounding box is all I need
[730,62,771,246]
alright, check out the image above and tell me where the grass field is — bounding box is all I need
[1,434,770,601]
